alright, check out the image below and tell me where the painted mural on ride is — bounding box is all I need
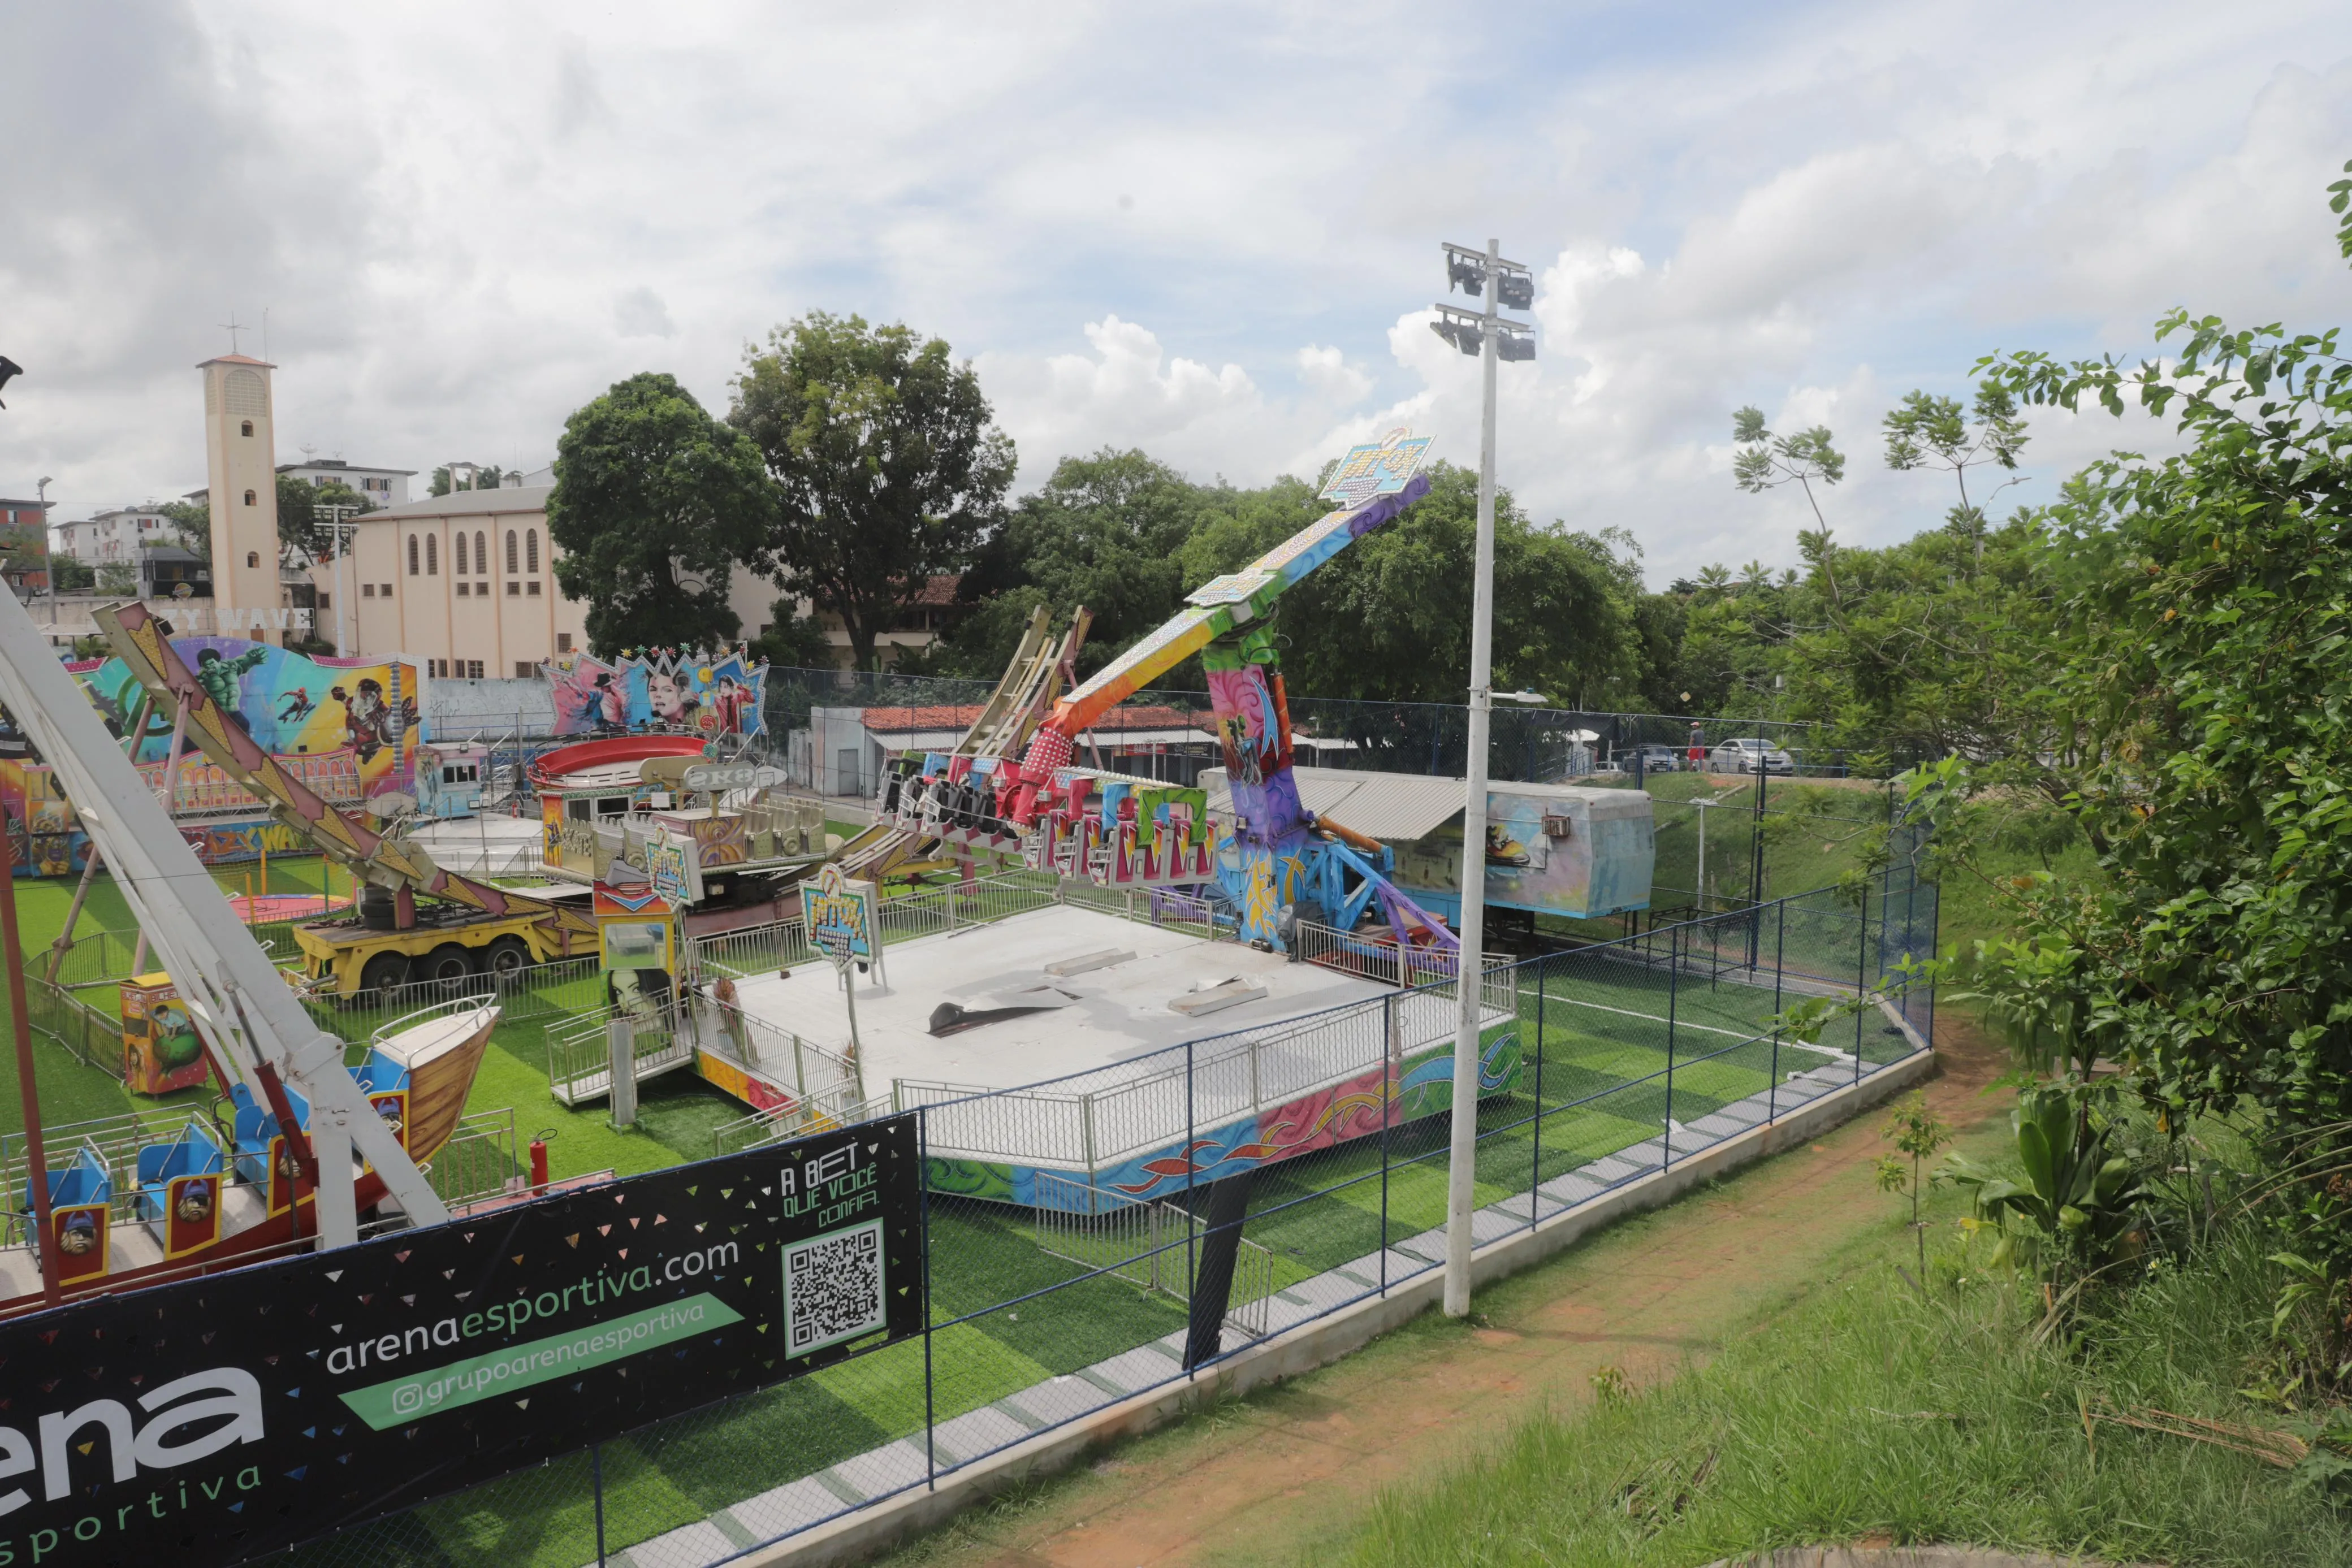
[3,637,422,874]
[542,645,769,739]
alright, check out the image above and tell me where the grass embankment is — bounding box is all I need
[1330,1201,2349,1567]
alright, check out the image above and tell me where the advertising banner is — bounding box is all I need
[1,1115,924,1567]
[543,647,767,739]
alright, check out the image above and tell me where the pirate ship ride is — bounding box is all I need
[0,594,495,1318]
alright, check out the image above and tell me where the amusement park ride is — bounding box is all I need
[0,583,487,1314]
[0,424,1583,1315]
[876,429,1460,956]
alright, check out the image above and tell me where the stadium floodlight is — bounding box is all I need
[1441,235,1537,1326]
[1428,317,1480,356]
[1449,256,1486,297]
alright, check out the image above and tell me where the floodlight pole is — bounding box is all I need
[1443,237,1502,1319]
[321,508,361,657]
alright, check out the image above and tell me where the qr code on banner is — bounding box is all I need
[784,1219,886,1356]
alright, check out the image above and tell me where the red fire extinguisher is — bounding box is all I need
[529,1128,555,1193]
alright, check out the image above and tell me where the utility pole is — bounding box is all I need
[1437,239,1535,1319]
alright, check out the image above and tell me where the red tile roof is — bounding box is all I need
[909,574,962,607]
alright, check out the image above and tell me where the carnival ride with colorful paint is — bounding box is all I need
[875,428,1458,958]
[97,603,604,998]
[688,432,1527,1207]
[0,591,494,1316]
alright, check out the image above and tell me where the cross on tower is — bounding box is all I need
[220,314,247,355]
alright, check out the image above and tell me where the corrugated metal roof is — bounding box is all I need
[1204,765,1646,841]
[1201,765,1470,841]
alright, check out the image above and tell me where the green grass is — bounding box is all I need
[18,852,1963,1568]
[1322,1220,2352,1567]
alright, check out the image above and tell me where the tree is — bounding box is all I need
[547,372,774,657]
[747,598,837,670]
[942,449,1204,678]
[276,477,373,564]
[50,557,93,593]
[96,562,137,596]
[1919,166,2352,1367]
[730,313,1015,671]
[1260,463,1633,704]
[275,473,330,560]
[157,499,208,560]
[1732,406,1846,529]
[1882,386,2029,557]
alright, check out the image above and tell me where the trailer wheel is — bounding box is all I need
[482,936,531,980]
[359,952,411,997]
[419,944,478,986]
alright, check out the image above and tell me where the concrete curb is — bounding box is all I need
[723,1039,1938,1568]
[1704,1550,2159,1568]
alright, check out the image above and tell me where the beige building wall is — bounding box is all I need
[200,353,287,639]
[324,487,588,673]
[321,486,950,673]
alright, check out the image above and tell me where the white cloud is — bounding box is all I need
[2,0,2349,591]
[613,288,677,339]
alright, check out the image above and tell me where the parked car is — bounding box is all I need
[1627,743,1681,773]
[1707,737,1795,775]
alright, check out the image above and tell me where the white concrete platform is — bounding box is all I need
[730,904,1399,1095]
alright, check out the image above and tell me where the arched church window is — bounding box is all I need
[426,534,438,575]
[240,420,253,437]
[474,532,486,575]
[408,535,419,575]
[243,489,256,506]
[505,530,518,574]
[246,552,259,569]
[526,529,539,572]
[455,532,468,574]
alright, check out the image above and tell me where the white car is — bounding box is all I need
[1706,738,1795,775]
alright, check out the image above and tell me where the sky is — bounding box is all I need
[4,1,2350,585]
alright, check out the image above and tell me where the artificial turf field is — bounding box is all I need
[283,957,1918,1568]
[1,856,1917,1567]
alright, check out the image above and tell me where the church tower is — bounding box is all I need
[198,352,283,642]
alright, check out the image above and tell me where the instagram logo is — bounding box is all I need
[391,1381,425,1415]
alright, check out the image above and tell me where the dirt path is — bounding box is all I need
[880,1021,2012,1568]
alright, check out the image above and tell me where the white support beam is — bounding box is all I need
[0,591,448,1244]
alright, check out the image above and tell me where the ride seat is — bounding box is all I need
[230,1080,312,1186]
[42,1143,112,1210]
[133,1122,225,1223]
[350,1049,412,1095]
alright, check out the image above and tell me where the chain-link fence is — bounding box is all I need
[270,852,1936,1568]
[762,665,1872,794]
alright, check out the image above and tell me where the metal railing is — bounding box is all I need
[25,976,125,1080]
[421,1108,521,1211]
[1032,1172,1274,1341]
[1290,915,1506,991]
[368,994,500,1049]
[707,1090,897,1159]
[710,1003,866,1114]
[544,998,692,1107]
